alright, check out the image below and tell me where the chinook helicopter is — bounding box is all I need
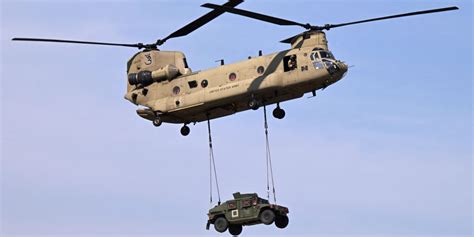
[12,1,458,136]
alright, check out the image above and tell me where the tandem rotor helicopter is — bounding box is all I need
[13,1,458,136]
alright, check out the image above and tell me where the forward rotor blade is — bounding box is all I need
[12,37,145,48]
[160,0,244,44]
[327,6,459,29]
[201,3,309,28]
[281,6,459,44]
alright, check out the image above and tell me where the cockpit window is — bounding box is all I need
[183,58,189,68]
[311,50,334,61]
[319,51,333,59]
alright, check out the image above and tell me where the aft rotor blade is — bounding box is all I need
[280,33,303,44]
[327,6,459,29]
[12,37,145,49]
[159,0,244,45]
[201,3,310,29]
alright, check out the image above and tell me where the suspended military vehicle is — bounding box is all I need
[206,192,289,235]
[12,1,458,136]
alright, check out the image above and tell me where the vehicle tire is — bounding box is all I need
[275,215,289,229]
[214,217,228,233]
[248,99,260,110]
[228,224,242,236]
[272,107,285,119]
[259,209,275,225]
[152,117,162,127]
[180,125,190,136]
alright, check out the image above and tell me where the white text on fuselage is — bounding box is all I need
[209,84,239,94]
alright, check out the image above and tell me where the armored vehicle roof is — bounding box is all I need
[232,192,257,199]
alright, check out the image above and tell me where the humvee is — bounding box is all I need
[206,192,289,235]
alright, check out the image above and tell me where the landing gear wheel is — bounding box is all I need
[248,99,260,110]
[152,116,162,127]
[180,125,190,136]
[228,224,242,236]
[214,217,228,233]
[272,107,285,119]
[259,209,275,225]
[275,215,289,229]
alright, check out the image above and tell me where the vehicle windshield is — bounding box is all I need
[258,198,269,204]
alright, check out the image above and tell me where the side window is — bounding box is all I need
[283,55,297,72]
[188,80,198,89]
[227,201,237,209]
[201,79,208,88]
[312,52,320,61]
[241,199,251,207]
[229,72,237,81]
[172,86,180,95]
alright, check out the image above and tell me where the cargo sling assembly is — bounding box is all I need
[263,105,277,204]
[207,118,221,205]
[206,105,278,206]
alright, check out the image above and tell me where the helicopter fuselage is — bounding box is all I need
[11,2,457,134]
[125,36,348,124]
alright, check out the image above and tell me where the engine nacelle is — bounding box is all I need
[128,64,180,86]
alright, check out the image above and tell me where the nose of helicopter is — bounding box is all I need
[332,61,348,82]
[338,61,348,73]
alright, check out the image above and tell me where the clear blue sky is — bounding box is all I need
[1,0,472,236]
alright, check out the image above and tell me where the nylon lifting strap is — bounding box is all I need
[208,119,221,205]
[263,105,277,204]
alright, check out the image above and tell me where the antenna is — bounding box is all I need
[215,59,225,65]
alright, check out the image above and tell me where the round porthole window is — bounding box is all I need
[172,86,180,95]
[229,72,237,81]
[257,66,265,75]
[201,79,208,88]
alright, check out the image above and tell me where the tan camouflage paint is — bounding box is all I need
[125,31,348,124]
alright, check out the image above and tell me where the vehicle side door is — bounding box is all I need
[225,200,240,221]
[240,197,256,219]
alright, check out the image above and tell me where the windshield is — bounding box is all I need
[258,198,269,204]
[318,51,334,59]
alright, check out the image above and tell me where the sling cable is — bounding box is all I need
[206,106,278,205]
